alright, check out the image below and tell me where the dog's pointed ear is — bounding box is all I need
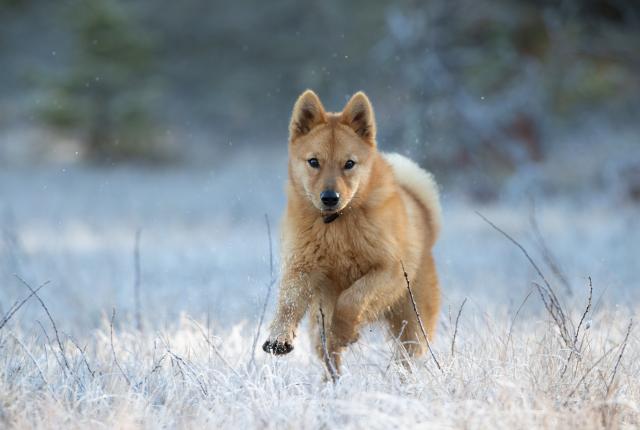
[289,90,326,141]
[340,91,376,143]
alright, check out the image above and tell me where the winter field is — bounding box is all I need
[0,147,639,429]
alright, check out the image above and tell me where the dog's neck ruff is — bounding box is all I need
[323,212,341,224]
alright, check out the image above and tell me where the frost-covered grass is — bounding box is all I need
[0,150,639,428]
[0,307,638,429]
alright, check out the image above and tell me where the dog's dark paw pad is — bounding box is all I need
[262,339,293,355]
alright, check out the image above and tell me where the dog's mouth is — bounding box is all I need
[323,212,341,224]
[320,206,345,224]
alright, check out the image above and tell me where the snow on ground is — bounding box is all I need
[0,147,638,428]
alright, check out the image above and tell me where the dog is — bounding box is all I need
[262,90,442,376]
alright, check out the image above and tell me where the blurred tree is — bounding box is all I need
[40,0,159,161]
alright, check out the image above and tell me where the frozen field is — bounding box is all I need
[0,147,639,428]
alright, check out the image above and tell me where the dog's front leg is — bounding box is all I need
[329,265,405,353]
[263,270,317,355]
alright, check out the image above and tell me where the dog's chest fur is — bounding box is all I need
[288,211,388,290]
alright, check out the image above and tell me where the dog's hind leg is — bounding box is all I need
[413,253,441,345]
[386,254,440,369]
[385,301,423,371]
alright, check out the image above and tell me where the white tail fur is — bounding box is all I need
[382,153,442,244]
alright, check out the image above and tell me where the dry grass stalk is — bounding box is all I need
[529,200,573,296]
[450,297,467,357]
[400,261,442,372]
[15,275,70,372]
[476,211,573,346]
[133,228,143,332]
[319,305,338,383]
[477,212,598,359]
[250,214,277,367]
[110,308,132,387]
[0,279,50,331]
[506,288,534,351]
[606,319,633,394]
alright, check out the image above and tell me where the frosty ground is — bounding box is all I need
[0,147,638,428]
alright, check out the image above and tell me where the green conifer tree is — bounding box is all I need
[42,0,158,161]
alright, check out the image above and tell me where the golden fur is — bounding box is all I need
[263,90,442,375]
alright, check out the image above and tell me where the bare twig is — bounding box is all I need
[250,214,277,367]
[575,277,593,350]
[36,320,65,375]
[147,352,167,377]
[476,212,573,347]
[20,287,88,391]
[169,354,186,381]
[166,349,208,397]
[564,321,633,405]
[148,354,168,382]
[187,316,242,379]
[137,351,169,390]
[401,261,442,371]
[110,309,131,387]
[385,320,409,374]
[451,297,467,357]
[14,275,70,372]
[68,335,96,378]
[607,319,633,394]
[560,277,595,377]
[476,211,561,307]
[9,332,51,390]
[319,305,338,383]
[506,288,534,350]
[157,335,209,397]
[529,199,573,296]
[533,281,572,347]
[565,343,619,402]
[0,279,50,331]
[133,228,143,332]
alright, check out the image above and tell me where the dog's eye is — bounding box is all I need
[308,158,320,168]
[344,160,356,170]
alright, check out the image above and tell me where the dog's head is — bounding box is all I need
[288,90,377,217]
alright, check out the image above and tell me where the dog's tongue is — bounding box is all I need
[323,212,340,224]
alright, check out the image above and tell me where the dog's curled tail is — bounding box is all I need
[382,153,442,246]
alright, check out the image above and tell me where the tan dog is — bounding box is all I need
[263,90,441,375]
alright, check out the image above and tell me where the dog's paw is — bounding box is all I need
[347,331,360,345]
[329,333,358,353]
[262,339,293,355]
[330,321,360,348]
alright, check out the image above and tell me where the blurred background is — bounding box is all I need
[0,0,638,331]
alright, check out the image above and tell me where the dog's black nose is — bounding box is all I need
[320,190,340,207]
